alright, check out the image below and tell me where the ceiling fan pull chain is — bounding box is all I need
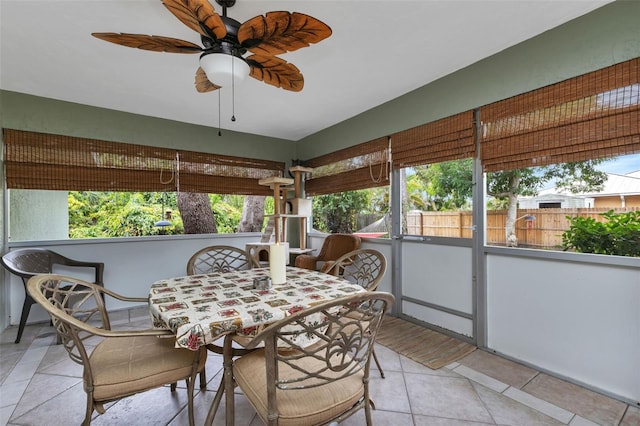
[231,49,237,122]
[218,90,222,136]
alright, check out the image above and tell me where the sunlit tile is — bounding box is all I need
[522,373,628,425]
[457,349,538,389]
[453,364,509,393]
[504,386,574,423]
[474,382,565,425]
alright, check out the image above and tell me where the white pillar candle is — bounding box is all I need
[269,243,287,285]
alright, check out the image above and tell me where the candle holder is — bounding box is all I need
[253,276,272,290]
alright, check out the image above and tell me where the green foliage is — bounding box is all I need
[312,190,370,233]
[210,194,241,233]
[413,159,473,210]
[488,168,541,198]
[562,210,640,257]
[368,186,389,215]
[405,172,432,211]
[407,159,607,212]
[487,160,608,199]
[68,191,243,238]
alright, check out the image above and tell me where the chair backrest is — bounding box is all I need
[246,292,394,419]
[186,245,256,275]
[324,249,387,291]
[316,234,362,262]
[27,274,110,366]
[1,248,104,285]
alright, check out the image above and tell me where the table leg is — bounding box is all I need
[224,335,235,426]
[204,335,235,426]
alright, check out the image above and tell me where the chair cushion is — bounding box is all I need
[233,348,365,426]
[90,335,204,401]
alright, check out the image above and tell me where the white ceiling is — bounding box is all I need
[0,0,613,141]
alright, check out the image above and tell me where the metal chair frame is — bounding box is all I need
[213,292,394,426]
[324,248,388,377]
[27,274,206,426]
[186,245,258,275]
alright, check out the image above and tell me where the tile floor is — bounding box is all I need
[1,311,638,426]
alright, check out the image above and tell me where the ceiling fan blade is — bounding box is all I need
[195,67,221,92]
[162,0,227,40]
[238,12,332,56]
[246,54,304,92]
[92,33,203,53]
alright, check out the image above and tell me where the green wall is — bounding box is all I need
[296,0,640,160]
[0,91,295,162]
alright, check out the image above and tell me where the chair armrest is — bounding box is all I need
[93,328,176,338]
[294,255,320,270]
[98,286,148,304]
[51,307,173,338]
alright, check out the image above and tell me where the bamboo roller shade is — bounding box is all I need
[480,57,640,172]
[304,136,389,196]
[391,110,476,169]
[4,129,284,195]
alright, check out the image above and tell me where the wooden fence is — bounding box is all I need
[407,208,637,248]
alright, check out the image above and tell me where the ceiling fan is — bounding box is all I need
[92,0,332,93]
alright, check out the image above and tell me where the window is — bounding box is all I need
[539,203,561,209]
[480,58,640,250]
[311,187,390,236]
[401,159,474,238]
[390,111,475,238]
[304,137,390,237]
[4,129,284,241]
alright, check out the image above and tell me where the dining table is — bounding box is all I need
[148,266,366,425]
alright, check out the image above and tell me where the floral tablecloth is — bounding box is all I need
[149,267,365,350]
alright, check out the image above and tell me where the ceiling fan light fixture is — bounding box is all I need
[200,52,249,84]
[93,0,332,94]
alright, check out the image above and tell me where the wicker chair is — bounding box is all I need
[217,291,394,426]
[27,274,207,426]
[187,245,257,275]
[324,249,388,378]
[1,248,104,343]
[294,234,361,272]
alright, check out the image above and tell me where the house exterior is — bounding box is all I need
[519,171,640,209]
